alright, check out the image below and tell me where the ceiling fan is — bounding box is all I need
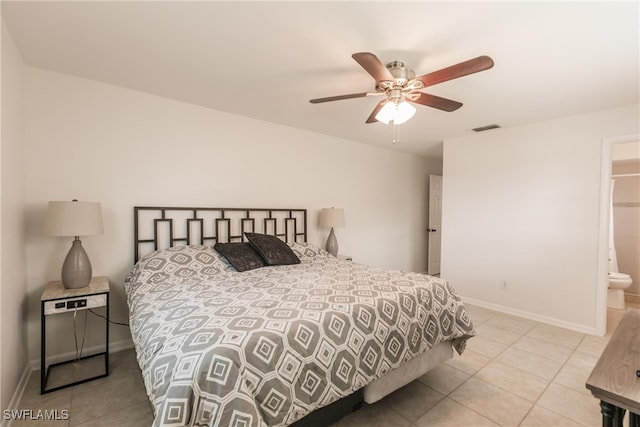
[310,52,494,124]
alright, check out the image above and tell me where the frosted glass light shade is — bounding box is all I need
[375,101,416,125]
[46,201,104,237]
[319,208,345,228]
[393,102,416,124]
[375,102,396,125]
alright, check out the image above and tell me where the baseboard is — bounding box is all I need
[1,362,31,427]
[624,292,640,305]
[461,297,598,336]
[29,338,134,371]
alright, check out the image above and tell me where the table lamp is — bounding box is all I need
[319,207,345,257]
[45,200,103,289]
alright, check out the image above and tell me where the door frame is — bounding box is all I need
[596,133,639,335]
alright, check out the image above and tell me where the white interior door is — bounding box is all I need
[428,175,443,276]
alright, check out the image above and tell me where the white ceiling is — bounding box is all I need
[3,1,639,158]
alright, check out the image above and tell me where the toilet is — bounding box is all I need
[608,272,632,309]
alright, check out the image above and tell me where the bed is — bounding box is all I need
[124,207,475,427]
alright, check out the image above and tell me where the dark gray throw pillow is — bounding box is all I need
[244,232,301,266]
[214,242,266,272]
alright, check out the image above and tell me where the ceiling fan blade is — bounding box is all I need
[352,52,394,82]
[416,55,494,88]
[410,92,463,112]
[366,99,387,123]
[309,92,370,104]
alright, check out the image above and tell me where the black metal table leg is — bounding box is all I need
[40,301,45,394]
[601,401,616,427]
[105,293,110,376]
[613,406,625,427]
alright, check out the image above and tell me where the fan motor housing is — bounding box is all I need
[386,61,416,83]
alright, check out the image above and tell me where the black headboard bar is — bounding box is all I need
[134,206,307,263]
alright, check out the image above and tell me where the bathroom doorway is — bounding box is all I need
[597,134,640,335]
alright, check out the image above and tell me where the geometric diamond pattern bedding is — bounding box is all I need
[124,243,475,427]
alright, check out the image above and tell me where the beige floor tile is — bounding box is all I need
[565,350,600,372]
[449,377,533,426]
[40,354,109,392]
[10,415,70,427]
[496,347,563,381]
[69,371,149,425]
[474,360,549,402]
[483,314,539,336]
[70,349,141,393]
[519,405,582,427]
[464,304,500,325]
[383,380,445,422]
[18,372,73,409]
[575,336,608,357]
[44,363,76,390]
[526,324,584,350]
[607,308,625,336]
[464,336,508,359]
[106,349,141,375]
[12,372,72,427]
[70,400,153,427]
[413,397,499,427]
[537,383,601,426]
[418,363,470,395]
[513,335,574,363]
[330,401,410,427]
[474,323,524,346]
[552,364,592,396]
[444,349,491,375]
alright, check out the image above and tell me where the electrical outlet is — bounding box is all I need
[66,299,87,309]
[500,281,508,290]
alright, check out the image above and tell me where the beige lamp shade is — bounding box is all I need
[46,200,104,237]
[319,208,345,228]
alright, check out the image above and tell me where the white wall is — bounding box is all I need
[441,104,639,333]
[0,22,28,411]
[23,67,439,365]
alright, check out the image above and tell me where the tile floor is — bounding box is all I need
[12,303,639,427]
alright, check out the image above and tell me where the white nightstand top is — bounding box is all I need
[41,276,109,301]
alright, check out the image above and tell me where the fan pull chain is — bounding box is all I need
[392,123,401,145]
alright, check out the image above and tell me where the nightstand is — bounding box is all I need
[41,276,110,394]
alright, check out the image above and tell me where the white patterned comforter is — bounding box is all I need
[124,243,474,427]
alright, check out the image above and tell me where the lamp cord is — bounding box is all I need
[72,308,87,362]
[70,308,128,364]
[88,309,129,327]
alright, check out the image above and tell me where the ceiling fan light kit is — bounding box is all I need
[310,52,494,135]
[375,100,416,125]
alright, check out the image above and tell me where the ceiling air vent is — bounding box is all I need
[472,124,501,132]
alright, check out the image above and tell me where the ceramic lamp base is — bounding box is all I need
[326,227,339,257]
[61,238,92,289]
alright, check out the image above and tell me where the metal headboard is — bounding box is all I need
[134,206,307,263]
